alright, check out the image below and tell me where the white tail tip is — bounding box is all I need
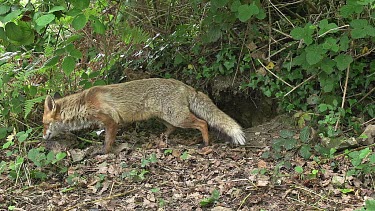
[231,128,246,145]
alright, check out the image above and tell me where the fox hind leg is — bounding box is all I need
[163,112,209,146]
[162,121,176,137]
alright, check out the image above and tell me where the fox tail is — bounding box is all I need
[188,92,246,145]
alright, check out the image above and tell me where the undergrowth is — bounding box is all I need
[0,0,373,197]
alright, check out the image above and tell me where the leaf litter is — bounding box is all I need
[0,116,374,210]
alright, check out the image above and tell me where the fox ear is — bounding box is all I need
[45,95,56,111]
[53,92,62,99]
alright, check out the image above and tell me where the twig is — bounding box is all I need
[335,64,351,131]
[272,27,293,39]
[286,196,325,210]
[63,188,137,211]
[321,143,375,162]
[284,73,318,97]
[355,87,375,105]
[257,59,294,88]
[232,21,250,86]
[268,1,272,62]
[268,0,295,27]
[238,191,252,210]
[355,47,375,60]
[343,117,375,133]
[318,25,350,38]
[267,41,299,60]
[318,25,349,38]
[363,117,375,125]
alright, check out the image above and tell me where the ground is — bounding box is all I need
[0,115,373,210]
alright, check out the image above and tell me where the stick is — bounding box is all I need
[335,64,351,131]
[257,59,294,88]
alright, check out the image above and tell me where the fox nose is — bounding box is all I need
[43,133,51,140]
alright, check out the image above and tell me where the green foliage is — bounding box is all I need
[346,147,375,176]
[294,166,303,174]
[200,189,220,207]
[141,153,158,167]
[180,151,190,160]
[354,199,375,211]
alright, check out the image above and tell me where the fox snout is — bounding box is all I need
[43,124,52,140]
[43,130,51,140]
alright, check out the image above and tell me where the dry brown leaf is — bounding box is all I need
[257,159,267,168]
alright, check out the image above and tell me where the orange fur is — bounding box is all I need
[43,78,245,153]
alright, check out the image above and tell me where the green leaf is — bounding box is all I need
[365,199,375,210]
[2,9,22,22]
[70,0,90,10]
[200,189,220,207]
[284,138,297,150]
[66,8,82,16]
[72,14,87,30]
[280,130,294,138]
[350,19,375,39]
[369,153,375,164]
[299,145,312,159]
[91,18,105,34]
[0,27,6,40]
[322,37,339,52]
[36,14,55,27]
[340,188,354,194]
[5,22,24,42]
[180,151,189,160]
[256,8,267,20]
[320,58,336,74]
[299,127,311,143]
[319,73,335,92]
[44,56,60,67]
[24,96,45,118]
[237,4,259,22]
[339,35,349,51]
[5,21,34,45]
[211,0,229,8]
[0,127,7,139]
[305,44,325,65]
[174,53,184,66]
[70,48,82,59]
[55,152,67,162]
[318,103,328,112]
[358,147,370,159]
[335,54,353,71]
[0,5,10,15]
[290,23,315,45]
[294,166,303,174]
[230,0,242,12]
[350,19,368,28]
[49,6,65,13]
[339,0,363,18]
[2,140,13,149]
[318,19,339,36]
[28,148,45,167]
[46,151,55,164]
[62,56,76,75]
[65,44,82,59]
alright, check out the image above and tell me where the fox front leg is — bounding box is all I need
[94,113,119,154]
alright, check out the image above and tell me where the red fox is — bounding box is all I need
[43,78,246,153]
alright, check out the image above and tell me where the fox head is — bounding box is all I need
[43,94,61,140]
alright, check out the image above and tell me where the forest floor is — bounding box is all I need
[0,115,373,210]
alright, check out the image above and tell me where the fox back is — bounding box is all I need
[43,78,245,153]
